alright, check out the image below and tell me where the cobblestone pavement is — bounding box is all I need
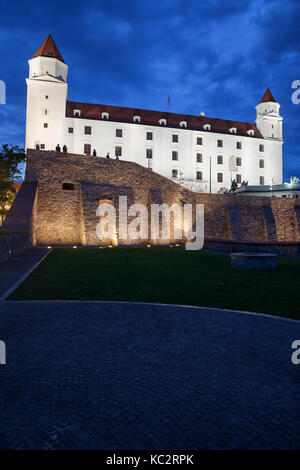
[0,301,299,449]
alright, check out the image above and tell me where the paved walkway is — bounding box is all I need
[0,301,299,449]
[0,248,49,299]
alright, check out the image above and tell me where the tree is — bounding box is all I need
[0,145,25,224]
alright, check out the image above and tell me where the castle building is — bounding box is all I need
[25,35,283,194]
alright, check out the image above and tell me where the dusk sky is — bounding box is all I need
[0,0,300,180]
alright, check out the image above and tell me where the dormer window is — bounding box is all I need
[133,115,141,123]
[159,119,166,126]
[179,121,187,128]
[101,112,109,120]
[247,129,254,136]
[203,124,211,131]
[73,109,81,117]
[229,127,237,134]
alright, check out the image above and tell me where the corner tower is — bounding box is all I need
[255,88,283,140]
[25,35,68,151]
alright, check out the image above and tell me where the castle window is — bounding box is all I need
[217,139,223,148]
[236,157,242,167]
[45,95,48,99]
[229,127,237,134]
[116,129,123,138]
[85,126,92,135]
[73,109,81,117]
[247,129,254,136]
[172,134,178,143]
[217,155,223,165]
[68,127,73,134]
[203,124,211,131]
[43,109,48,115]
[146,132,153,140]
[259,159,265,168]
[196,153,202,163]
[217,172,223,183]
[172,151,178,161]
[196,171,203,180]
[172,169,178,178]
[260,176,265,185]
[133,115,141,123]
[40,144,45,149]
[146,148,153,159]
[84,144,91,155]
[236,174,241,184]
[115,146,122,157]
[259,144,264,152]
[62,183,75,191]
[159,119,166,126]
[236,141,242,150]
[44,123,48,128]
[197,137,203,145]
[179,121,187,128]
[101,112,109,120]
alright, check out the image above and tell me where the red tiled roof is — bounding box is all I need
[12,182,22,193]
[66,101,263,139]
[259,88,277,104]
[31,34,65,63]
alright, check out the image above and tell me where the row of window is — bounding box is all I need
[64,126,266,151]
[171,171,265,185]
[82,143,266,169]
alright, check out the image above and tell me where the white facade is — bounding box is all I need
[25,37,283,194]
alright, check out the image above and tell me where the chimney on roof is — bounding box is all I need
[200,111,205,116]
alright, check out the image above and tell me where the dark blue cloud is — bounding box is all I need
[0,0,299,180]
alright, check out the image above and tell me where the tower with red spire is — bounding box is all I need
[255,88,283,140]
[25,35,68,151]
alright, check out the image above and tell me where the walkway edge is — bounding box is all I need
[4,298,300,324]
[0,249,52,302]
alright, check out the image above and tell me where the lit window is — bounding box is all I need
[172,151,178,161]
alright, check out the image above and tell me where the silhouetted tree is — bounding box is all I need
[0,145,25,223]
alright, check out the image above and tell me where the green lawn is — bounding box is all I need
[8,247,300,319]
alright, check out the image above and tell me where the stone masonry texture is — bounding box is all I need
[8,149,300,246]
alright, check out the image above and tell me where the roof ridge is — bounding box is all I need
[66,100,257,127]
